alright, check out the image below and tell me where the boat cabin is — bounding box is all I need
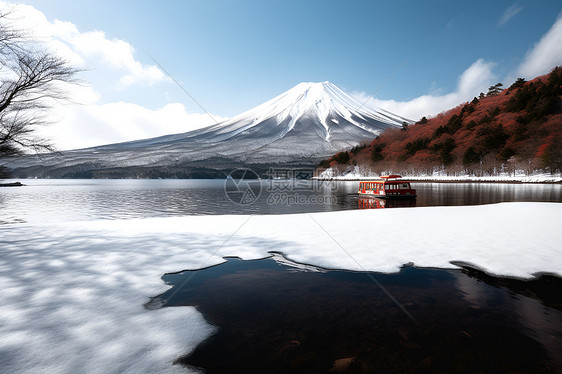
[357,175,416,199]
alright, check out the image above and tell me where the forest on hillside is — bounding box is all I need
[319,66,562,177]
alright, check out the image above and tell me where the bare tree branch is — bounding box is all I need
[0,9,79,159]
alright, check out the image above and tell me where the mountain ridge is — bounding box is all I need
[6,81,407,178]
[319,67,562,176]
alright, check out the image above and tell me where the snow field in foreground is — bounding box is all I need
[0,203,560,373]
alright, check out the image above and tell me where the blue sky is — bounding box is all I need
[3,0,562,148]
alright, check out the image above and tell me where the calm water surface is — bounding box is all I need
[0,179,561,224]
[150,255,562,373]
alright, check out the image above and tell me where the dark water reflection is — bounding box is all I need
[414,182,562,207]
[150,254,562,373]
[0,179,560,223]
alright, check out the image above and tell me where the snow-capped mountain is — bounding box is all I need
[7,82,411,177]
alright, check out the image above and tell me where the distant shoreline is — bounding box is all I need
[313,178,562,184]
[313,170,562,184]
[0,182,24,187]
[2,177,562,184]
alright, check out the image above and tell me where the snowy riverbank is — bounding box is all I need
[1,203,561,373]
[315,167,562,183]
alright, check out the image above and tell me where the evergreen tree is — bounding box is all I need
[486,83,504,96]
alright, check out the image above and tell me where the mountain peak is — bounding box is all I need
[290,81,335,92]
[7,81,412,177]
[268,81,408,128]
[195,81,409,147]
[297,80,332,86]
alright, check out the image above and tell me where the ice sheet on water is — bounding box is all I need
[0,228,223,373]
[0,203,561,373]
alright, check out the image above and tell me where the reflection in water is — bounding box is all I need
[455,266,562,367]
[516,296,562,368]
[414,182,562,207]
[149,254,562,373]
[358,197,417,209]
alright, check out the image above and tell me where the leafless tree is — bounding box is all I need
[0,11,79,158]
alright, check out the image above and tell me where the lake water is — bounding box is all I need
[151,254,562,373]
[0,179,561,224]
[2,179,562,372]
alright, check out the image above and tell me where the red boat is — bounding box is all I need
[357,175,416,199]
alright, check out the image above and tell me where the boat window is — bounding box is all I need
[402,183,409,189]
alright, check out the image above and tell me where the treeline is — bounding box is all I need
[319,66,562,176]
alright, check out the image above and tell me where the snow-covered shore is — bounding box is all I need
[315,167,562,183]
[0,203,561,373]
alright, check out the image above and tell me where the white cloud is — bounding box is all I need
[1,2,167,87]
[0,2,222,150]
[68,30,167,87]
[518,15,562,78]
[42,102,227,150]
[355,59,497,121]
[361,14,562,123]
[498,2,523,27]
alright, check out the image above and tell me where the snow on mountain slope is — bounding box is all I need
[7,82,410,176]
[187,81,407,143]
